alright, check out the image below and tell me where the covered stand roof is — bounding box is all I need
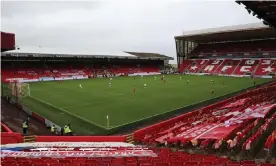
[125,51,172,59]
[1,46,173,60]
[174,23,276,43]
[237,1,276,28]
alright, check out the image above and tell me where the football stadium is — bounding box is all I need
[1,1,276,166]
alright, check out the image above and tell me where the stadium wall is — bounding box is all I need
[186,73,274,79]
[4,73,162,83]
[35,136,126,142]
[1,133,126,144]
[1,132,23,145]
[6,76,89,83]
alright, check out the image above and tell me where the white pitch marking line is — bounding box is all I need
[29,95,105,128]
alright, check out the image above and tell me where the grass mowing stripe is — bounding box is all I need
[29,95,106,129]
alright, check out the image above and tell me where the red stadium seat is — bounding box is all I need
[170,162,184,166]
[140,163,152,166]
[227,161,240,165]
[242,164,257,166]
[80,163,96,166]
[154,163,169,166]
[18,163,34,166]
[200,161,214,166]
[226,164,240,166]
[212,164,225,166]
[2,163,18,166]
[111,163,125,166]
[184,161,198,166]
[126,162,138,166]
[241,161,256,165]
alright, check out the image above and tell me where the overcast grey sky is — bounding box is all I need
[1,0,261,63]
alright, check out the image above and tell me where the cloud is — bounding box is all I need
[1,0,260,63]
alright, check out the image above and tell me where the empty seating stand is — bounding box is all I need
[216,59,241,75]
[180,58,275,76]
[1,64,161,83]
[234,59,259,75]
[190,40,276,58]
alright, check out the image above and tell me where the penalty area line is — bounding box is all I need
[29,95,106,128]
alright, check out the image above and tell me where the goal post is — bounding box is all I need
[20,83,31,97]
[8,82,31,98]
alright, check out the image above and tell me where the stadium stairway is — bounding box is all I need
[126,133,134,144]
[253,63,260,74]
[228,59,241,75]
[23,135,36,143]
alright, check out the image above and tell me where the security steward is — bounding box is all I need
[51,125,56,135]
[22,120,28,135]
[64,124,73,136]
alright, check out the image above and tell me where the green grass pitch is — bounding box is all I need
[18,75,269,134]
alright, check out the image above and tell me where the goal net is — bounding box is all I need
[8,82,31,97]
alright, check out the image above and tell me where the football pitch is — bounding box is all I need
[18,75,269,134]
